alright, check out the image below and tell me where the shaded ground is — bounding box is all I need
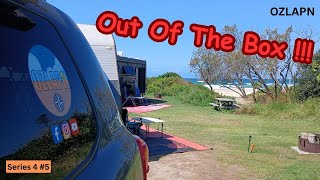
[138,127,209,161]
[142,128,197,158]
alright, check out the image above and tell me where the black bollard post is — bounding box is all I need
[248,135,252,153]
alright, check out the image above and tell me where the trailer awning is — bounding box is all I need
[123,66,136,75]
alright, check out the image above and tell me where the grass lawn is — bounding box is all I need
[129,96,320,179]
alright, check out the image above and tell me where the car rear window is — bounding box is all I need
[0,1,97,178]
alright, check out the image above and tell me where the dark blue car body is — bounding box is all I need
[0,0,144,179]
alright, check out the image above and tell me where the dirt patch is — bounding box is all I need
[148,150,260,180]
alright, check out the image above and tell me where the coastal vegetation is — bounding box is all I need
[294,49,320,100]
[238,51,320,118]
[146,72,221,106]
[146,70,319,119]
[189,25,320,103]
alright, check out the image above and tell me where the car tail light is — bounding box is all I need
[133,135,149,180]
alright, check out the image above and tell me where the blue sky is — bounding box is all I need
[47,0,319,78]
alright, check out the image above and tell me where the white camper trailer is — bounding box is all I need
[77,24,122,108]
[78,24,147,107]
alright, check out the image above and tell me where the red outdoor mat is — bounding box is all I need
[139,126,209,158]
[126,104,172,114]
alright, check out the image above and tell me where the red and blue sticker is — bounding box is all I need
[50,119,80,144]
[28,45,72,117]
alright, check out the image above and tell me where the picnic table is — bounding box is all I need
[209,98,239,110]
[132,117,165,138]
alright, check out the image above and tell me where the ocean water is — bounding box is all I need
[184,78,293,88]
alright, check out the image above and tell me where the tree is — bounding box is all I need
[295,50,320,100]
[253,27,293,99]
[221,25,252,99]
[190,47,223,91]
[292,25,320,86]
[189,25,319,102]
[222,25,294,101]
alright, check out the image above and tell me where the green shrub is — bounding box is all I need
[176,85,217,106]
[294,50,320,100]
[146,73,220,106]
[237,97,320,120]
[158,72,181,78]
[146,77,157,85]
[146,84,161,94]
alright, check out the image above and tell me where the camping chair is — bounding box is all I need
[122,86,137,106]
[127,121,143,136]
[122,87,148,106]
[134,87,148,106]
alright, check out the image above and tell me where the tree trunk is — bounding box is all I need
[249,63,274,99]
[204,78,213,91]
[252,87,257,103]
[208,83,213,91]
[246,72,257,103]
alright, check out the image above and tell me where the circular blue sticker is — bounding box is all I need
[28,45,71,116]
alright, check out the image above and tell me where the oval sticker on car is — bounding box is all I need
[28,45,71,116]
